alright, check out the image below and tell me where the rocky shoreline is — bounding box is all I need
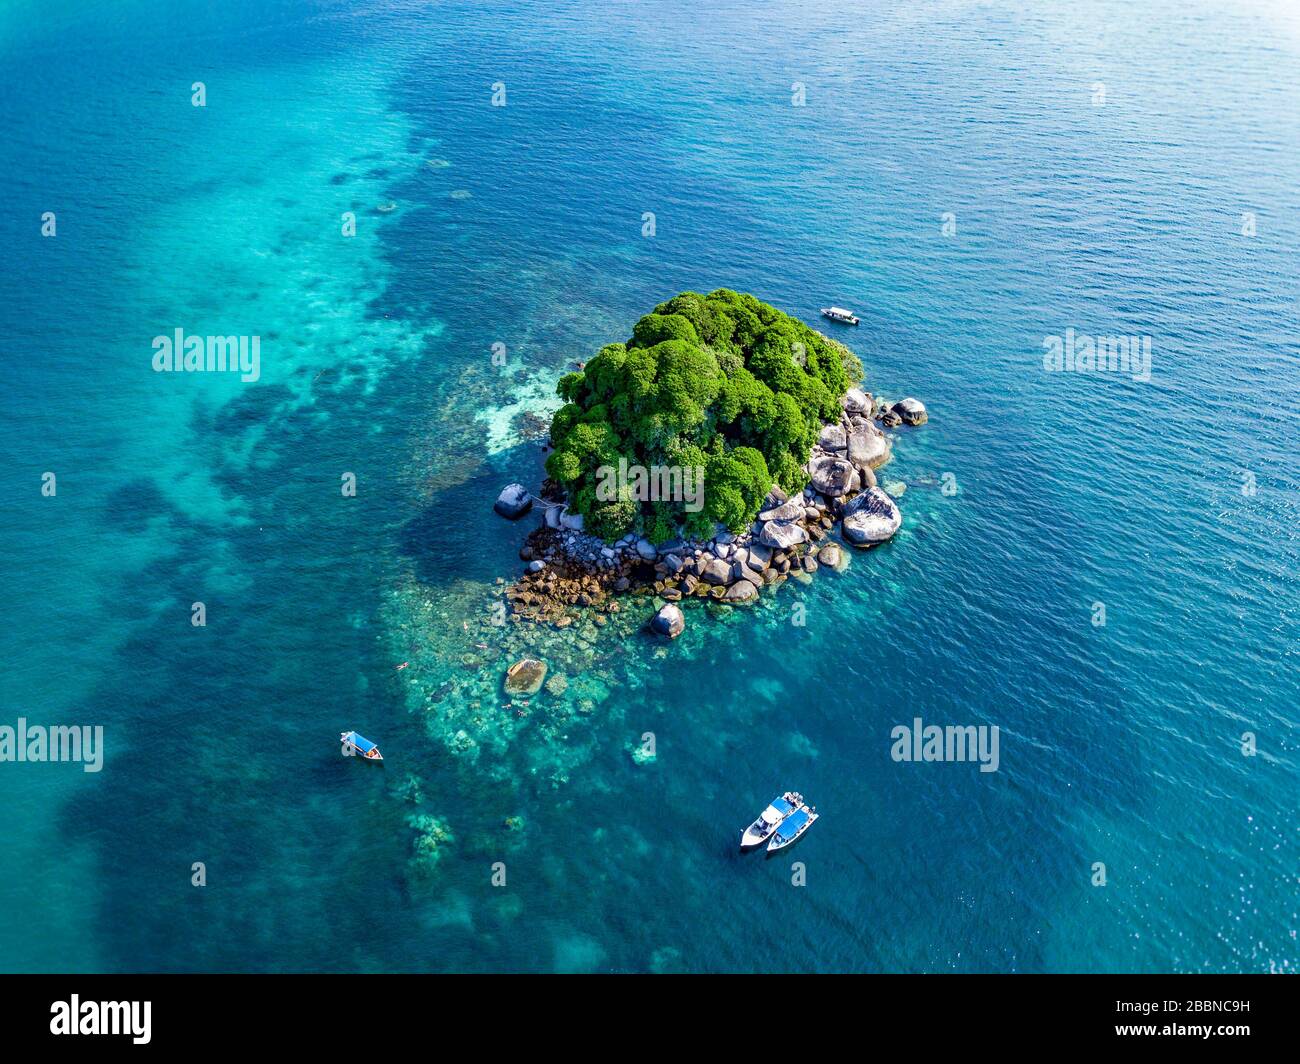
[497,390,927,637]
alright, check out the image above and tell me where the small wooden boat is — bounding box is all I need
[820,306,860,326]
[340,730,383,761]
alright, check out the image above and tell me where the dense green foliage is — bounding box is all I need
[546,290,864,542]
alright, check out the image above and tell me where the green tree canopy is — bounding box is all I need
[546,290,865,542]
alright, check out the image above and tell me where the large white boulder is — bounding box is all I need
[818,424,847,451]
[809,455,856,498]
[759,499,804,522]
[700,557,733,585]
[722,580,758,603]
[848,427,890,470]
[842,387,872,414]
[759,520,807,550]
[842,488,902,546]
[494,483,533,519]
[651,603,685,638]
[892,397,928,425]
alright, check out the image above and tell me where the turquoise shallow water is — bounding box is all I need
[0,0,1296,972]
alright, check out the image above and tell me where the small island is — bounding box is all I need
[496,290,926,636]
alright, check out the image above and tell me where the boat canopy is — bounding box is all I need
[827,306,853,316]
[776,808,809,840]
[762,796,794,824]
[348,732,378,754]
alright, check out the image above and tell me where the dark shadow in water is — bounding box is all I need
[395,438,547,590]
[101,477,181,535]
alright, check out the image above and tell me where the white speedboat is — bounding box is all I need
[820,306,859,326]
[766,803,817,851]
[740,792,801,849]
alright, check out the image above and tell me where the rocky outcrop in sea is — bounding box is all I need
[498,389,927,636]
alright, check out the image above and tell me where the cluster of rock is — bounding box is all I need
[497,389,926,637]
[505,531,622,626]
[507,492,847,626]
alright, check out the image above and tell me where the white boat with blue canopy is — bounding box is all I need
[767,804,817,852]
[340,730,383,761]
[740,791,802,849]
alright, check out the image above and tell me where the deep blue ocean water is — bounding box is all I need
[0,0,1296,972]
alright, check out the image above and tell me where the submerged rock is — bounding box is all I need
[817,542,842,568]
[651,603,685,638]
[630,741,656,765]
[408,813,455,873]
[842,488,902,546]
[494,483,533,519]
[504,658,548,695]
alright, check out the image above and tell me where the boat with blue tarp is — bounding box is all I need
[340,730,383,761]
[767,804,817,852]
